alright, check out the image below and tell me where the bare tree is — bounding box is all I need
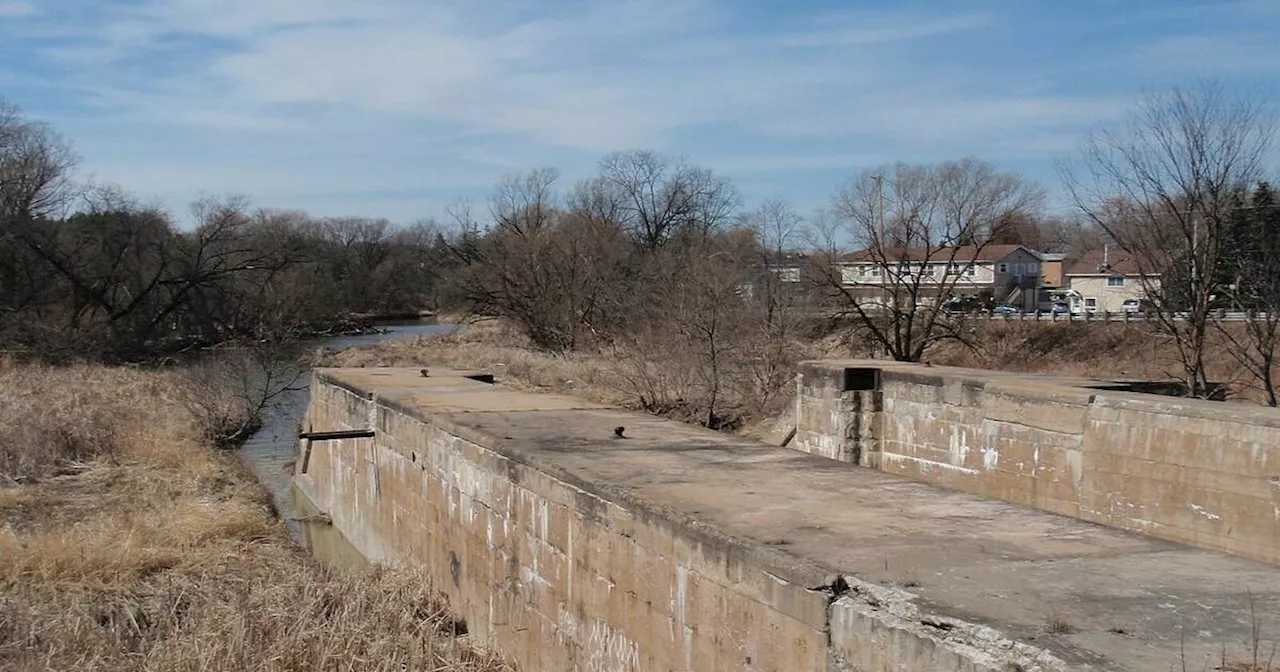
[567,174,627,227]
[491,167,558,237]
[449,170,635,352]
[179,343,310,448]
[596,150,739,250]
[1062,82,1274,398]
[1035,214,1110,257]
[0,101,79,335]
[743,199,803,315]
[813,159,1042,362]
[608,235,756,428]
[735,200,816,414]
[0,101,77,222]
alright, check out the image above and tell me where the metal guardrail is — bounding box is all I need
[974,311,1271,322]
[788,307,1272,323]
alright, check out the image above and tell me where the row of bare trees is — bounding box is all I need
[0,101,453,362]
[446,152,818,427]
[453,84,1277,409]
[809,83,1279,404]
[1064,82,1279,403]
[8,80,1275,408]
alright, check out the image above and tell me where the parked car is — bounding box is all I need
[992,303,1019,315]
[1122,299,1143,314]
[1050,301,1071,315]
[945,297,985,314]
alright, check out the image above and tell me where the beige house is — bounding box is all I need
[1064,249,1158,313]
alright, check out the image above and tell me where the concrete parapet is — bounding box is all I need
[795,359,1280,564]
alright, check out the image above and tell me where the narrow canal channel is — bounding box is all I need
[236,320,455,565]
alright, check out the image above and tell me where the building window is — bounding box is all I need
[1084,297,1098,312]
[871,268,881,277]
[921,265,936,277]
[966,265,976,277]
[773,267,800,283]
[998,263,1008,273]
[1108,276,1126,287]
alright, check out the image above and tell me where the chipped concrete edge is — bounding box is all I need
[830,576,1071,672]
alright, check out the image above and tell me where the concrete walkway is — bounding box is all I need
[329,367,1280,671]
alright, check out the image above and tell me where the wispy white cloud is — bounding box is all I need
[765,11,989,48]
[5,0,1273,222]
[32,0,1009,152]
[1133,34,1280,75]
[0,0,33,17]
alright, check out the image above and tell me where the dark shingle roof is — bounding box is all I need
[840,244,1030,263]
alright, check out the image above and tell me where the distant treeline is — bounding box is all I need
[2,100,456,361]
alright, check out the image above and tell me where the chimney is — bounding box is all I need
[1101,244,1110,273]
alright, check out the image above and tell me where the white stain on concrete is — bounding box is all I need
[1066,449,1083,485]
[557,606,640,672]
[1187,503,1222,522]
[522,565,552,590]
[673,564,689,631]
[949,426,970,469]
[883,452,979,475]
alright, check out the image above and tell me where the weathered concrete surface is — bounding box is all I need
[298,367,1280,671]
[795,360,1280,565]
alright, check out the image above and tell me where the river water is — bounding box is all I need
[236,320,455,564]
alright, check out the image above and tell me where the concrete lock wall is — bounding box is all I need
[793,361,1280,564]
[295,369,1067,672]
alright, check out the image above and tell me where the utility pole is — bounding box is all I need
[874,173,885,245]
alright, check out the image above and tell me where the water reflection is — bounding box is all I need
[288,484,371,570]
[236,320,455,554]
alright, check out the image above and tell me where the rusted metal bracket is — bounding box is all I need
[299,429,376,473]
[299,429,376,441]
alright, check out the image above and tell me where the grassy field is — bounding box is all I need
[0,363,510,672]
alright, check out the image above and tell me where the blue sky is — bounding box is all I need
[2,0,1277,225]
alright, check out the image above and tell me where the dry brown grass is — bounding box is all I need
[323,318,1280,444]
[322,318,817,433]
[323,319,1207,439]
[0,363,510,672]
[0,365,180,482]
[928,321,1275,404]
[1042,615,1075,635]
[930,321,1176,377]
[327,320,637,411]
